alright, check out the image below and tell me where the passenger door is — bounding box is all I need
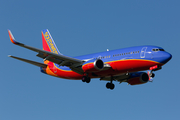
[140,47,147,58]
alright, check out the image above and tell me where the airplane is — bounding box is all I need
[8,29,172,90]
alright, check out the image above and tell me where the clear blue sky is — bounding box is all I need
[1,0,180,120]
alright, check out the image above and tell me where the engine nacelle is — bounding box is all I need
[82,59,104,72]
[128,72,149,85]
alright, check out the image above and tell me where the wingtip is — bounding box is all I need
[8,30,20,45]
[8,55,12,57]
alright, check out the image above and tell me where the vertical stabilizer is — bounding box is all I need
[41,29,61,54]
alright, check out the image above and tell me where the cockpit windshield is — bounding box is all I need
[152,48,165,52]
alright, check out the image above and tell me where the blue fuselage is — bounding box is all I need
[57,45,172,72]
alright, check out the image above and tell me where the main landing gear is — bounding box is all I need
[106,82,115,90]
[82,76,91,83]
[106,77,115,90]
[82,74,115,90]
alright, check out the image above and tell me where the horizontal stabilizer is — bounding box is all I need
[8,55,47,68]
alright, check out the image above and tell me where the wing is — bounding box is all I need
[100,73,130,83]
[8,30,85,73]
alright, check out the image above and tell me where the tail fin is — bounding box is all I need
[41,29,61,54]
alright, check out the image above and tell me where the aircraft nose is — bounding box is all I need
[162,52,172,64]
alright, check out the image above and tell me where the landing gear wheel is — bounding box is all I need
[82,76,86,82]
[86,77,91,83]
[106,82,115,90]
[82,76,91,83]
[106,82,111,89]
[151,73,155,78]
[110,83,115,90]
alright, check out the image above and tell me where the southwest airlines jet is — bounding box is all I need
[8,29,172,90]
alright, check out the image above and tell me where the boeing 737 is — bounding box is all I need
[8,29,172,90]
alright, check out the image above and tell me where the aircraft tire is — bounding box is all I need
[106,82,110,89]
[106,82,115,90]
[110,83,115,90]
[151,73,155,78]
[86,77,91,83]
[82,76,91,83]
[82,76,86,82]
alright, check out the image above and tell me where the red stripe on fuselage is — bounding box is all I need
[109,59,162,72]
[44,59,163,80]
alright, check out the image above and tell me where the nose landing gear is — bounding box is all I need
[148,65,158,82]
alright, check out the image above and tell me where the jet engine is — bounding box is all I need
[128,72,149,85]
[82,59,104,72]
